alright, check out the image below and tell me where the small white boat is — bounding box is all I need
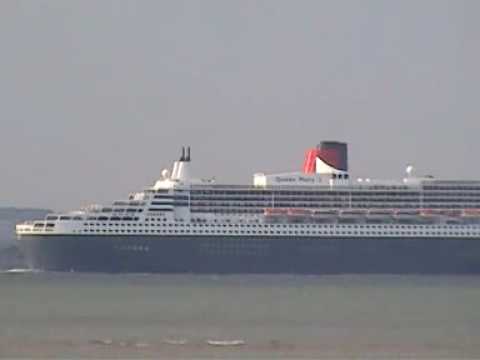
[3,268,41,274]
[89,339,113,346]
[163,338,188,345]
[206,339,245,346]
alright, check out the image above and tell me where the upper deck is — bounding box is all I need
[15,143,480,235]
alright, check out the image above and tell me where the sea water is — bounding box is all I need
[1,273,480,358]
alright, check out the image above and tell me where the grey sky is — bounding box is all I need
[0,0,479,210]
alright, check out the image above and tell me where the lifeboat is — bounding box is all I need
[313,209,339,218]
[419,209,462,218]
[462,209,480,217]
[367,209,394,218]
[440,209,462,218]
[264,208,289,216]
[287,208,312,217]
[339,209,367,218]
[395,209,421,217]
[420,209,437,217]
[394,209,422,219]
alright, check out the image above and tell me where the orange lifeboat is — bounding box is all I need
[287,208,312,217]
[462,209,480,217]
[264,208,289,216]
[420,209,439,217]
[263,208,288,216]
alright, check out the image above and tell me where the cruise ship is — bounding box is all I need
[16,142,480,273]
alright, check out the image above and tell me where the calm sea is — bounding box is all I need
[1,273,480,359]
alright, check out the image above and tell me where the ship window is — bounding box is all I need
[46,216,58,221]
[114,201,128,206]
[60,216,71,220]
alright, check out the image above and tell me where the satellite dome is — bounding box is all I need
[406,165,414,176]
[161,168,170,179]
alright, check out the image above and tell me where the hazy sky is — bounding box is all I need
[1,0,479,210]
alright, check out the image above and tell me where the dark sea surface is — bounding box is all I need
[1,273,480,359]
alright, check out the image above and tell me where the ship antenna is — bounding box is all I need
[186,146,191,162]
[406,165,414,177]
[180,146,185,161]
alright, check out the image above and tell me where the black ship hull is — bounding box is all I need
[16,234,480,274]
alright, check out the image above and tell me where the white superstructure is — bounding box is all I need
[16,144,480,242]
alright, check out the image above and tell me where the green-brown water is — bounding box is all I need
[1,273,480,358]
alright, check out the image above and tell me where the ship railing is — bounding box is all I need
[80,204,103,213]
[18,221,35,225]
